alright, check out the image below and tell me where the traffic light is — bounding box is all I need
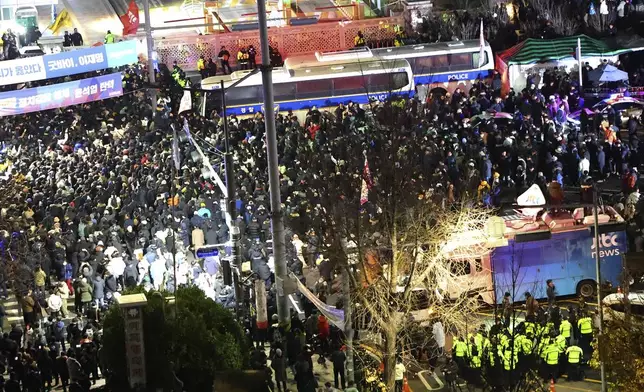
[221,258,232,285]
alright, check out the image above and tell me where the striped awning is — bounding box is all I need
[498,35,631,65]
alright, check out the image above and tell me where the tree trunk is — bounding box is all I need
[382,326,398,391]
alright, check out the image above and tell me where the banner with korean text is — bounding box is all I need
[0,40,137,86]
[0,72,123,117]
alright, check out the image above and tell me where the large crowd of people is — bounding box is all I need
[0,29,642,390]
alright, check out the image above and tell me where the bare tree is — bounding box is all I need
[326,199,495,390]
[549,6,581,36]
[460,20,480,40]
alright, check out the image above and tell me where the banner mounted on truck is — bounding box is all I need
[0,72,123,117]
[0,40,137,86]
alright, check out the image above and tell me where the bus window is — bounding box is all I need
[227,86,262,106]
[409,290,430,311]
[448,53,472,70]
[296,79,333,99]
[608,303,625,313]
[368,72,409,92]
[333,75,368,96]
[410,56,444,74]
[475,258,483,272]
[450,260,472,276]
[633,304,644,316]
[472,52,489,68]
[274,82,297,102]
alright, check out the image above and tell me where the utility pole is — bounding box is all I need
[143,0,157,107]
[592,187,607,392]
[342,267,355,383]
[221,79,243,320]
[257,0,289,326]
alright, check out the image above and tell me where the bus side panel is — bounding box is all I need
[491,239,552,304]
[224,92,412,116]
[492,230,627,304]
[563,229,626,292]
[414,70,493,94]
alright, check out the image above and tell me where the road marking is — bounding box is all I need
[553,384,601,392]
[417,370,444,391]
[560,375,602,384]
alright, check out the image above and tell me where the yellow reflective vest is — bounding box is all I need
[543,344,560,365]
[578,317,593,335]
[566,345,583,364]
[559,320,572,338]
[453,340,467,357]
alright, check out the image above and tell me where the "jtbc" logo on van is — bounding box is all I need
[591,234,621,257]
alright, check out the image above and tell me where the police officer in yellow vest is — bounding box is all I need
[197,55,207,78]
[542,340,560,383]
[555,332,568,375]
[466,337,482,387]
[452,336,467,375]
[577,313,593,354]
[104,30,115,44]
[354,31,366,47]
[566,345,584,381]
[485,338,502,390]
[559,316,572,345]
[237,48,250,70]
[393,24,405,47]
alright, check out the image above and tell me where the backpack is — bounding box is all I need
[272,326,282,344]
[54,322,67,340]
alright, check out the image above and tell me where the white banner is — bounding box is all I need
[294,275,345,330]
[0,56,47,86]
[255,280,268,328]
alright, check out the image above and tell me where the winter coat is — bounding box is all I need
[92,277,105,299]
[192,228,205,248]
[77,280,93,303]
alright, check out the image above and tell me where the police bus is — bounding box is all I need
[200,49,414,117]
[372,39,494,97]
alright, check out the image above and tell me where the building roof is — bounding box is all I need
[498,35,631,65]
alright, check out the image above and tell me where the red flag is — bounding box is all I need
[495,54,510,97]
[120,0,140,36]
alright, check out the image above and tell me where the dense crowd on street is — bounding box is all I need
[0,31,643,390]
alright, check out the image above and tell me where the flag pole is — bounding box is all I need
[144,0,156,108]
[578,37,583,89]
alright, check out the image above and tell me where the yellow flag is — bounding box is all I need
[48,9,73,35]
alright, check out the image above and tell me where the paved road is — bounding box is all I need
[406,358,603,392]
[405,296,603,392]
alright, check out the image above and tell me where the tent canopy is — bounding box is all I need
[498,35,631,65]
[588,64,629,83]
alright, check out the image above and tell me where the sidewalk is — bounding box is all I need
[266,348,341,391]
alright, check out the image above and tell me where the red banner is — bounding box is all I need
[495,54,511,98]
[120,0,140,36]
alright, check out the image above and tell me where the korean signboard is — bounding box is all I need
[124,305,147,388]
[0,40,138,86]
[0,72,123,117]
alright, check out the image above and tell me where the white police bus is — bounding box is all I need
[372,39,494,96]
[200,49,414,117]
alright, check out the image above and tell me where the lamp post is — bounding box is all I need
[257,0,289,326]
[592,187,607,392]
[143,0,156,107]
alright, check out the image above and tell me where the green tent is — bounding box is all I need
[498,35,631,65]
